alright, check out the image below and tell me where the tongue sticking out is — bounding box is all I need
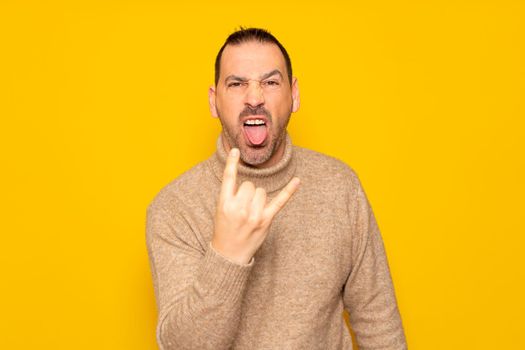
[244,125,268,146]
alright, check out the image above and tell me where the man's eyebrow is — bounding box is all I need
[224,70,283,83]
[260,69,283,80]
[225,75,247,82]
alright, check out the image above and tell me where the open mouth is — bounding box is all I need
[242,119,268,146]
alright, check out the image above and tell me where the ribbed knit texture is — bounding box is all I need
[146,132,407,349]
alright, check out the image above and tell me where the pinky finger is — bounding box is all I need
[265,177,300,219]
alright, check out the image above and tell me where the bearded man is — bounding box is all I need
[146,27,407,350]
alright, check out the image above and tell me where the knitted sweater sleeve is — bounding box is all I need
[146,199,254,350]
[343,173,407,350]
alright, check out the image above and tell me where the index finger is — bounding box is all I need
[264,177,300,219]
[220,148,240,201]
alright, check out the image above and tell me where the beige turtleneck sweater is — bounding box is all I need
[146,132,407,350]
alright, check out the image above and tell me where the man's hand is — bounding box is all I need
[211,148,301,265]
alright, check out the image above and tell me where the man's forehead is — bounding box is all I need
[220,41,287,77]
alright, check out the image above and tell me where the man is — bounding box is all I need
[146,27,407,349]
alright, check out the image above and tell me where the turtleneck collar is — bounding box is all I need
[208,132,297,194]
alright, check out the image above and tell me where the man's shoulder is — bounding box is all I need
[147,157,213,213]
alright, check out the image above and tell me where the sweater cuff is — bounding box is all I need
[209,241,255,266]
[195,242,255,304]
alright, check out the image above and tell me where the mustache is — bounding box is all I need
[239,106,272,121]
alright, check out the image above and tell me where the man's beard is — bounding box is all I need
[217,106,291,167]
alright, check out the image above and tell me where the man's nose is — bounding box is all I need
[244,80,265,107]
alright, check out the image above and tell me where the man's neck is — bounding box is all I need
[210,131,297,193]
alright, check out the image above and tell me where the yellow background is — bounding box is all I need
[2,0,524,349]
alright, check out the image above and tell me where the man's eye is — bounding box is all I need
[264,80,279,86]
[228,82,243,88]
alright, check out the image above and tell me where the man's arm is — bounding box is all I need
[146,148,300,349]
[343,174,407,350]
[146,200,254,350]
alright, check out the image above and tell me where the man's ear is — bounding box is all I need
[291,77,300,113]
[208,85,218,118]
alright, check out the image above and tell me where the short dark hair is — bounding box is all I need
[214,27,293,86]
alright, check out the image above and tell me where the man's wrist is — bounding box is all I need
[210,240,254,266]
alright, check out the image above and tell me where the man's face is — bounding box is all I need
[209,41,300,168]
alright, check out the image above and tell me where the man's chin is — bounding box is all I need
[239,147,272,167]
[222,130,276,167]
